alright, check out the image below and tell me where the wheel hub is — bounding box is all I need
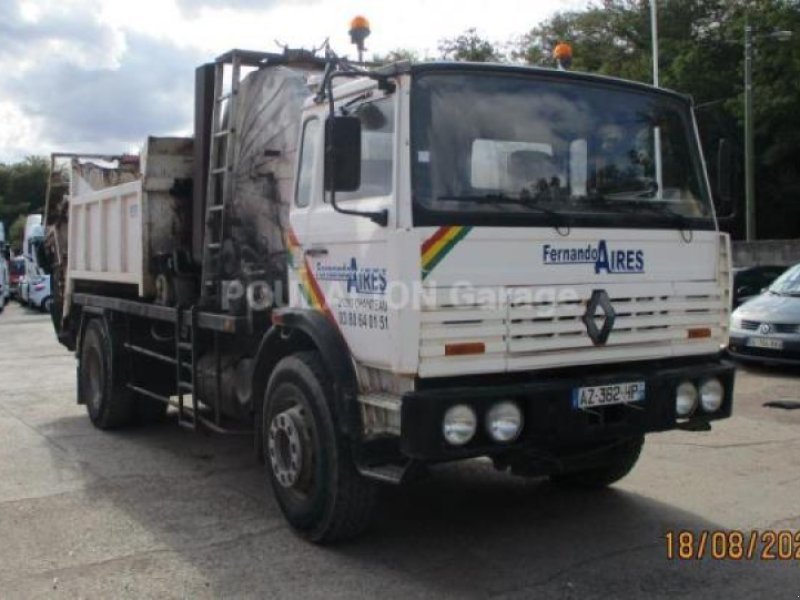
[268,407,306,489]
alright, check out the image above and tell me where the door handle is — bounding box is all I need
[304,247,328,257]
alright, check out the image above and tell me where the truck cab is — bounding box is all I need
[289,61,733,453]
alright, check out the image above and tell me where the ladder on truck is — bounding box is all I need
[201,50,283,309]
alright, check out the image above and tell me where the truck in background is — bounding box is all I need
[42,31,735,542]
[18,215,52,312]
[0,222,9,310]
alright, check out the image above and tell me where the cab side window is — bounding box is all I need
[336,97,395,202]
[295,119,320,208]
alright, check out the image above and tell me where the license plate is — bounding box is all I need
[572,381,646,410]
[747,337,784,350]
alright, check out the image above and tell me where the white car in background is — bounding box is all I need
[0,257,9,312]
[25,275,53,313]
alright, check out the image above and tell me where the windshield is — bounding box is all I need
[411,70,714,228]
[769,264,800,295]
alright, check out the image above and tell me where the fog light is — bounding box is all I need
[443,405,477,446]
[486,401,523,443]
[699,378,724,413]
[675,381,698,418]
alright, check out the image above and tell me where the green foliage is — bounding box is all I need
[438,28,505,62]
[0,156,49,252]
[371,48,423,64]
[9,215,27,253]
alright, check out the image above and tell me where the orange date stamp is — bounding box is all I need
[665,530,800,561]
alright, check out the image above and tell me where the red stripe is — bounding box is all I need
[421,226,452,255]
[303,257,335,322]
[286,226,300,247]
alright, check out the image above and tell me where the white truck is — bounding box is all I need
[43,44,735,542]
[19,215,53,312]
[0,222,9,310]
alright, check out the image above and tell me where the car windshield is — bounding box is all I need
[411,70,714,228]
[769,264,800,295]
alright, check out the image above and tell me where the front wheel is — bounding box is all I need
[262,351,377,543]
[550,436,644,489]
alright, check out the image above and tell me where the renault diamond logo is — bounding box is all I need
[582,289,616,346]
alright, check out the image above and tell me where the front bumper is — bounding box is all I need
[728,333,800,365]
[400,357,735,461]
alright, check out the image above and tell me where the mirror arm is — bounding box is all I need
[322,69,390,227]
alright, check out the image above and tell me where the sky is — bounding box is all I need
[0,0,587,162]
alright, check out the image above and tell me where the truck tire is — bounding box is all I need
[550,435,644,489]
[79,319,135,429]
[262,351,377,543]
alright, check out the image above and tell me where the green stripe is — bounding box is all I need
[422,226,472,280]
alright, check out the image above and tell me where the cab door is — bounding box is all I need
[303,92,397,370]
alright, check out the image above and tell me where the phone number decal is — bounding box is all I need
[665,530,800,561]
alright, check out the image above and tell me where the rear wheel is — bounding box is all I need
[263,351,377,543]
[550,436,644,489]
[79,319,135,429]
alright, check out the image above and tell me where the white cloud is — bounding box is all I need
[0,0,580,162]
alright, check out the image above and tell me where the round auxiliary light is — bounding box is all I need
[675,381,699,418]
[443,405,477,446]
[699,378,724,413]
[486,401,523,443]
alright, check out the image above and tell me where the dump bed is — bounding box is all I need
[66,138,193,299]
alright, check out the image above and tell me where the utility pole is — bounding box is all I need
[744,21,756,241]
[650,0,659,86]
[650,0,663,199]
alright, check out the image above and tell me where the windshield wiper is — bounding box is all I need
[579,194,692,227]
[437,193,569,224]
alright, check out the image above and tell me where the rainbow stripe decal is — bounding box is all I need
[285,227,335,322]
[421,226,472,280]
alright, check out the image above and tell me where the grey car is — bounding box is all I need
[729,263,800,365]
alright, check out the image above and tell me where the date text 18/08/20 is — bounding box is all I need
[665,530,800,561]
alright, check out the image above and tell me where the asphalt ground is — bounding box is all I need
[0,301,798,598]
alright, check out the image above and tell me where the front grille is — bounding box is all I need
[740,320,799,334]
[420,281,727,377]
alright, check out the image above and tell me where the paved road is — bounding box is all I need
[0,302,798,598]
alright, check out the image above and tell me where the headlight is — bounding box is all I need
[486,401,523,443]
[675,381,698,418]
[443,405,477,446]
[699,378,724,413]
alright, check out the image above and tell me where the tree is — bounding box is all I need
[9,214,26,253]
[0,156,49,251]
[371,48,422,64]
[438,28,505,62]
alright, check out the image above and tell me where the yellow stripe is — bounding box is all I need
[421,226,465,267]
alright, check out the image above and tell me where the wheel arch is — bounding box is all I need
[252,309,360,459]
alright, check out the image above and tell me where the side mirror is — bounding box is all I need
[325,116,361,192]
[715,138,734,218]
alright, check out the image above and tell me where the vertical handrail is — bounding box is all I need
[189,306,199,427]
